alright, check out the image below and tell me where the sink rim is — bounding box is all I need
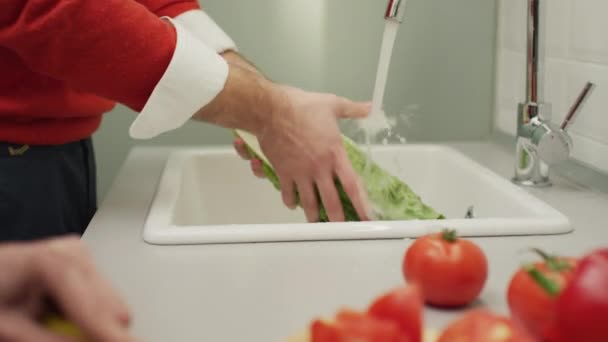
[142,144,572,245]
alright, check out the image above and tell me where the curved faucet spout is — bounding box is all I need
[385,0,407,23]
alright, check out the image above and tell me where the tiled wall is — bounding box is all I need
[495,0,608,174]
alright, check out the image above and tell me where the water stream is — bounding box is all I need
[361,20,406,174]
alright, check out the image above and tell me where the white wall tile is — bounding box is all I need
[495,50,526,135]
[545,58,570,125]
[570,0,608,65]
[498,0,526,52]
[498,51,526,110]
[565,61,608,145]
[570,133,608,174]
[545,0,571,59]
[496,108,516,135]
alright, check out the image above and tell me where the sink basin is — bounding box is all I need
[142,144,571,245]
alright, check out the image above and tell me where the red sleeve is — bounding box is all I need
[136,0,201,18]
[0,0,178,112]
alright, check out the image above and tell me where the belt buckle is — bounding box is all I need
[8,144,30,156]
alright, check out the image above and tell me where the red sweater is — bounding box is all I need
[0,0,200,145]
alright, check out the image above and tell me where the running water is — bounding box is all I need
[360,20,407,174]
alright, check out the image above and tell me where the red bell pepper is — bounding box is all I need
[521,248,608,342]
[311,309,409,342]
[507,248,577,341]
[367,285,423,342]
[310,285,423,342]
[555,248,608,342]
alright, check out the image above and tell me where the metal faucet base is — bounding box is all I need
[512,177,552,188]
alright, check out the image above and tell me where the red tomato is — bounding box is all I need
[311,309,409,342]
[506,250,577,341]
[402,229,488,307]
[437,310,536,342]
[367,285,423,342]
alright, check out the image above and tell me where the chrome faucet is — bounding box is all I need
[513,0,596,187]
[385,0,407,23]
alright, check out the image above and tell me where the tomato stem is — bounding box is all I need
[529,248,571,271]
[530,247,552,261]
[441,229,458,243]
[525,264,561,296]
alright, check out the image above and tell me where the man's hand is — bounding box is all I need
[220,50,373,222]
[232,90,372,221]
[0,236,138,342]
[257,85,372,222]
[194,57,372,222]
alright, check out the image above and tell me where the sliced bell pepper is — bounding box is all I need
[311,309,409,342]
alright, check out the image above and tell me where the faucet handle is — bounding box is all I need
[534,81,596,166]
[561,82,596,130]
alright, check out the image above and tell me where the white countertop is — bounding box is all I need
[82,139,608,342]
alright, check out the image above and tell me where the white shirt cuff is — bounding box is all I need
[129,17,229,140]
[174,9,237,53]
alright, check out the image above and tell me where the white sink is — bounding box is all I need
[142,144,571,245]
